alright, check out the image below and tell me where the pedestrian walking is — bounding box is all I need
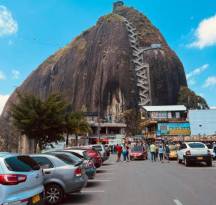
[116,144,122,162]
[155,144,159,161]
[150,142,156,162]
[165,144,170,163]
[158,145,164,162]
[126,144,130,161]
[122,145,128,162]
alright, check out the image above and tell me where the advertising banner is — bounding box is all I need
[157,122,191,136]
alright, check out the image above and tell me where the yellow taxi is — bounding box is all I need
[169,145,178,160]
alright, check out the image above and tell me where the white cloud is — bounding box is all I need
[188,79,196,86]
[203,76,216,87]
[0,94,9,115]
[0,5,18,37]
[0,70,6,80]
[189,14,216,49]
[12,69,20,79]
[186,64,209,80]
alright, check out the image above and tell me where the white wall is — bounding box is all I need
[189,109,216,135]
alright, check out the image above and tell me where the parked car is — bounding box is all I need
[169,145,178,160]
[87,144,109,162]
[213,144,216,159]
[56,149,96,179]
[67,147,102,168]
[31,153,87,204]
[0,152,44,205]
[104,144,111,157]
[205,143,216,159]
[130,145,147,160]
[177,142,212,167]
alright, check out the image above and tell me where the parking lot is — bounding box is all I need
[61,155,216,205]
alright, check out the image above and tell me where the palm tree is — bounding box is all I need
[64,112,91,146]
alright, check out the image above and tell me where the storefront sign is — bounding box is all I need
[157,122,191,136]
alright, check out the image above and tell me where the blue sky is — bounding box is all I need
[0,0,216,113]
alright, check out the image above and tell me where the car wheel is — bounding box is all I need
[45,184,64,205]
[184,158,190,167]
[207,160,212,167]
[178,158,182,164]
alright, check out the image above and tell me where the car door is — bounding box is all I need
[32,156,55,181]
[178,144,186,160]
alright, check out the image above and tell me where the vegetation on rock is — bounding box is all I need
[123,109,142,136]
[177,86,209,110]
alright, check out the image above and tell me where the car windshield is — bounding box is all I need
[188,143,205,149]
[132,146,143,152]
[92,145,103,151]
[83,151,91,160]
[70,152,84,159]
[68,151,90,160]
[51,153,82,165]
[169,145,177,151]
[5,156,40,172]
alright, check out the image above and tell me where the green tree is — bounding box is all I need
[64,112,91,146]
[11,93,67,152]
[123,109,142,136]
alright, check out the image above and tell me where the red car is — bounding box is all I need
[130,145,147,160]
[85,149,102,168]
[66,147,102,168]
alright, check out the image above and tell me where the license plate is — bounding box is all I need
[197,157,203,160]
[32,194,40,204]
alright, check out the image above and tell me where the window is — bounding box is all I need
[188,143,205,149]
[5,156,40,172]
[180,144,187,150]
[83,151,91,160]
[92,145,102,151]
[54,154,76,165]
[70,152,84,159]
[132,146,143,152]
[51,153,82,165]
[32,157,54,169]
[169,145,177,151]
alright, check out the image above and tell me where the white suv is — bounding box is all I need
[0,152,44,205]
[177,142,212,167]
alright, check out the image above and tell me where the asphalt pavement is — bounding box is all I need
[62,155,216,205]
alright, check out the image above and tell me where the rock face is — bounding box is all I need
[2,2,187,120]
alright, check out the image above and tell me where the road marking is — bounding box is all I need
[89,179,112,182]
[82,190,105,193]
[174,199,183,205]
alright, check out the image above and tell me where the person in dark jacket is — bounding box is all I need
[165,144,170,163]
